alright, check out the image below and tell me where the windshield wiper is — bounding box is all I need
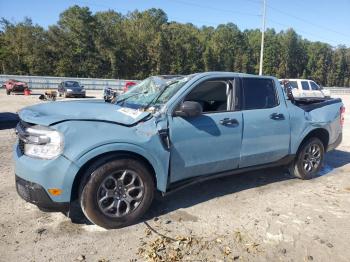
[116,91,148,105]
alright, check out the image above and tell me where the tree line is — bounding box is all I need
[0,6,349,86]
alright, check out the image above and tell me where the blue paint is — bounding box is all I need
[14,72,343,205]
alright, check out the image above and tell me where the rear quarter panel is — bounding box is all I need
[288,100,343,154]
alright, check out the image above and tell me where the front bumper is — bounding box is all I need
[14,142,80,204]
[16,175,69,212]
[66,90,86,96]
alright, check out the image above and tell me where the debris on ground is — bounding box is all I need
[138,224,263,262]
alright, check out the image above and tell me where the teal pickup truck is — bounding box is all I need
[14,72,344,229]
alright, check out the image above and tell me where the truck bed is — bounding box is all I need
[294,97,342,112]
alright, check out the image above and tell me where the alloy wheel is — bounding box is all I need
[302,143,321,173]
[96,170,145,218]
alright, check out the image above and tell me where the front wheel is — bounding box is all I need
[80,158,154,229]
[289,137,324,179]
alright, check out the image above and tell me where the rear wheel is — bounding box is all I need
[6,89,10,95]
[289,137,324,179]
[80,158,154,229]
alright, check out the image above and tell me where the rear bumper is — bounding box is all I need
[327,132,342,152]
[15,175,69,212]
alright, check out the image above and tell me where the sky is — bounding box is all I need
[1,0,350,47]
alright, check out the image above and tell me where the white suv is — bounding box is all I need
[279,79,331,98]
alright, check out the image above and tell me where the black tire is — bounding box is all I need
[79,157,155,229]
[289,137,324,179]
[6,89,10,95]
[58,92,62,97]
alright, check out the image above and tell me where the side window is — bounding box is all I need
[242,78,278,110]
[289,81,298,89]
[301,81,310,90]
[310,81,320,90]
[185,80,229,113]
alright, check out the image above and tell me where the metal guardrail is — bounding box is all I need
[0,74,139,90]
[328,88,350,95]
[1,74,349,94]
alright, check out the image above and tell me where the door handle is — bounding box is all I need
[270,113,285,120]
[219,118,239,126]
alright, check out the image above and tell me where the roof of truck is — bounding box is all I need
[279,78,313,81]
[195,71,276,79]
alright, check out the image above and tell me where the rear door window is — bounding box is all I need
[242,78,278,110]
[301,81,310,90]
[310,81,320,90]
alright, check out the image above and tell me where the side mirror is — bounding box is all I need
[174,101,203,117]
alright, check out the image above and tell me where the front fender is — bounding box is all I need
[75,142,169,192]
[53,120,170,192]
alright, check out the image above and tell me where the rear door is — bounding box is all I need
[300,80,313,97]
[239,77,290,168]
[168,77,243,183]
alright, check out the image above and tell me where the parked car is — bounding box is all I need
[14,72,344,229]
[3,79,28,95]
[122,81,137,93]
[103,87,117,103]
[279,79,331,98]
[58,81,86,98]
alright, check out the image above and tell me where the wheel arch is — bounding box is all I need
[296,128,329,154]
[70,148,164,203]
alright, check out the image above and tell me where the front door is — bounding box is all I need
[168,78,243,183]
[239,77,290,168]
[309,81,324,98]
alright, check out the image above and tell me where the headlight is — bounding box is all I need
[20,125,64,159]
[66,88,72,92]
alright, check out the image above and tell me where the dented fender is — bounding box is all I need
[53,118,170,192]
[288,100,343,154]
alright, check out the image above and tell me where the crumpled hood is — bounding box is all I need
[18,100,151,126]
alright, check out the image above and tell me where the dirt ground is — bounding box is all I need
[0,90,349,262]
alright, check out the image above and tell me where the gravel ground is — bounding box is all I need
[0,90,349,262]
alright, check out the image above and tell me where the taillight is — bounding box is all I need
[340,106,345,127]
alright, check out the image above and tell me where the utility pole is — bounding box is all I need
[259,0,266,75]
